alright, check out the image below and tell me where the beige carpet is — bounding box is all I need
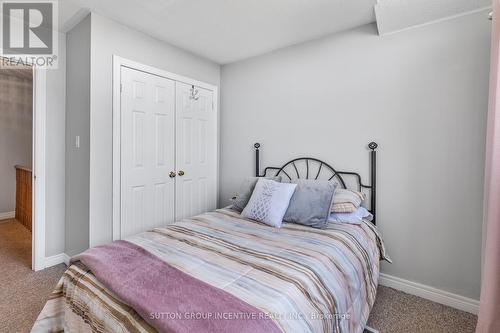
[0,218,477,333]
[0,219,66,333]
[368,286,477,333]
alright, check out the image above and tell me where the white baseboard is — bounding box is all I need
[379,273,479,314]
[63,253,71,266]
[0,211,15,221]
[44,253,70,268]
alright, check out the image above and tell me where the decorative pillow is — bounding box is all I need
[331,189,366,213]
[283,180,337,229]
[241,178,297,228]
[231,176,282,212]
[328,207,373,225]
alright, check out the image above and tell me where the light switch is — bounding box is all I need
[75,136,80,148]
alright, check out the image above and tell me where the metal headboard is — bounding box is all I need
[254,142,378,224]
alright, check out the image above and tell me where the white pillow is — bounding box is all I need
[241,178,297,228]
[328,207,373,225]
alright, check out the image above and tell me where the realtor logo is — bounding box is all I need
[1,0,58,68]
[3,2,53,54]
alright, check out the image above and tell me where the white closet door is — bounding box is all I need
[175,82,217,220]
[120,67,176,238]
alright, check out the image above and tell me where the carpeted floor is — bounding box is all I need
[367,286,477,332]
[0,218,477,333]
[0,219,66,333]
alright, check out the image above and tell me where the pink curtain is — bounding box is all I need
[476,2,500,332]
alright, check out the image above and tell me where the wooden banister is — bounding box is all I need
[15,165,32,232]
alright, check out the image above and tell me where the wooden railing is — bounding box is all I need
[15,165,32,232]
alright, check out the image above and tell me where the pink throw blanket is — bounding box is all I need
[71,240,282,333]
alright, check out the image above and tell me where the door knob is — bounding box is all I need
[178,170,185,176]
[169,171,176,178]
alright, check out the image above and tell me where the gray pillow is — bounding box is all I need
[283,180,337,229]
[232,176,282,212]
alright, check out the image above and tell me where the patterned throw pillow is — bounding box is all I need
[231,176,282,212]
[331,189,366,213]
[241,178,297,228]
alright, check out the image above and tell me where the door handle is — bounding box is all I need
[178,170,185,176]
[169,171,176,178]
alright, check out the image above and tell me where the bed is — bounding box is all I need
[32,142,390,333]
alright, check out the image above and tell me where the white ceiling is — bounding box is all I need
[61,0,377,64]
[58,0,491,65]
[375,0,491,35]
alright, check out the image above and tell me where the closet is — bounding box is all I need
[118,66,217,239]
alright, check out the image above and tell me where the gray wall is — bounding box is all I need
[220,11,491,300]
[65,16,91,256]
[0,74,32,214]
[45,32,67,256]
[88,13,221,247]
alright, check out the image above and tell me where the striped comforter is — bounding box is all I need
[32,208,390,333]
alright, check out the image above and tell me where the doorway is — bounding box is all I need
[0,64,33,269]
[0,60,46,271]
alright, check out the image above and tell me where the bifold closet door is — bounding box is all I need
[120,67,176,238]
[175,82,217,220]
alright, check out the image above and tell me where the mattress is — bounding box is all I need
[32,208,389,333]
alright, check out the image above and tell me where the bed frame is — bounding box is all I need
[254,142,379,225]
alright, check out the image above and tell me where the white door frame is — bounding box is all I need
[112,56,219,241]
[32,67,47,271]
[1,60,47,271]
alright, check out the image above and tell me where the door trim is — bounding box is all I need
[112,56,219,241]
[33,68,47,271]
